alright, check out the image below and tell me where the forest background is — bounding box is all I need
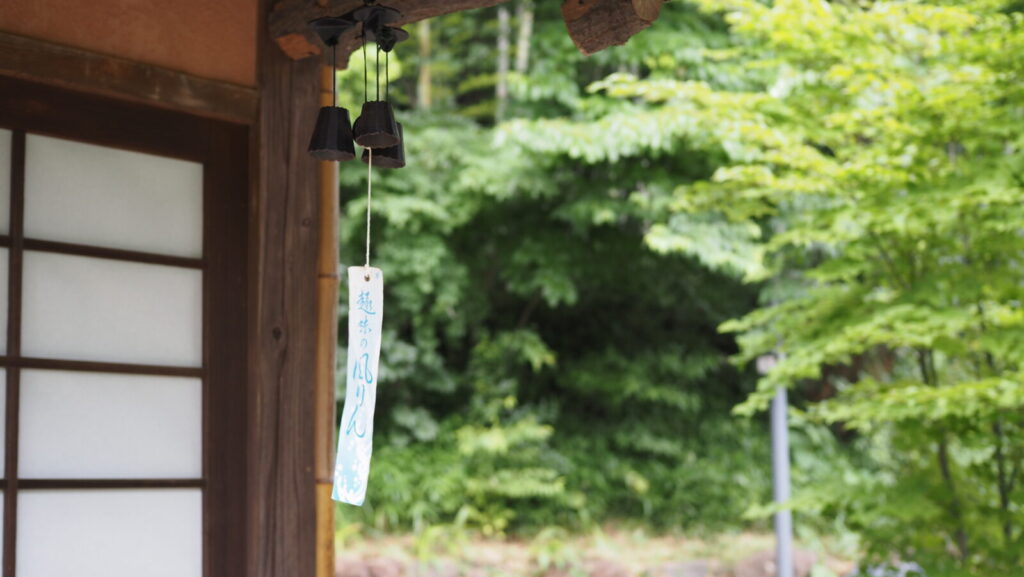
[332,2,1024,575]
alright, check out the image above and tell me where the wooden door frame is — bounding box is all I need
[0,75,250,577]
[1,11,334,576]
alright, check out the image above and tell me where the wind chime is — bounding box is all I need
[306,1,409,507]
[307,2,408,168]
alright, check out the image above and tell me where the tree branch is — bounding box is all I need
[917,348,970,561]
[868,230,911,291]
[516,290,543,329]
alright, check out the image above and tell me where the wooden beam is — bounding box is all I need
[249,2,321,576]
[561,0,663,55]
[0,32,258,125]
[270,0,664,62]
[269,0,511,61]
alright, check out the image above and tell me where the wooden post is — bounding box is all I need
[250,0,321,575]
[315,64,340,577]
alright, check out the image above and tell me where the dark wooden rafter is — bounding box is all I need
[269,0,664,61]
[270,0,509,60]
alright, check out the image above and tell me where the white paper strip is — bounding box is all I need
[333,266,383,506]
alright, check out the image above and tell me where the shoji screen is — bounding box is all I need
[14,132,203,577]
[0,78,248,577]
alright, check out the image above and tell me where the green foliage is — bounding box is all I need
[336,2,771,538]
[340,3,1024,573]
[585,0,1024,573]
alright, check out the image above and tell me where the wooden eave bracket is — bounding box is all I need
[269,0,665,62]
[562,0,664,55]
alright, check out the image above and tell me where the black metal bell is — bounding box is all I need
[362,123,405,169]
[353,101,400,149]
[308,106,356,162]
[309,16,356,47]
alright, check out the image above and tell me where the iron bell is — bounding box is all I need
[362,123,405,168]
[308,106,356,162]
[353,101,401,149]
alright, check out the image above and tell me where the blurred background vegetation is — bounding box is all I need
[333,1,1024,575]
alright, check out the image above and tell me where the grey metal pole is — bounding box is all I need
[771,385,794,577]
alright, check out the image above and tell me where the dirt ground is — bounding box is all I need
[335,529,858,577]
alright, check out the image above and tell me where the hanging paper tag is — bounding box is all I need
[333,266,384,506]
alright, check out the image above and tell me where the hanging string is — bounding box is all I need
[385,50,390,102]
[362,34,368,103]
[365,148,373,278]
[332,43,337,106]
[375,44,381,101]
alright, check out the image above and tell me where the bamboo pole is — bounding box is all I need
[315,63,340,577]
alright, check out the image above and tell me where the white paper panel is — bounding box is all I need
[18,489,202,577]
[19,370,201,479]
[22,251,202,367]
[0,128,10,234]
[0,370,5,476]
[24,134,203,257]
[0,249,8,355]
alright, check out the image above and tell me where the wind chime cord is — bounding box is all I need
[332,44,337,105]
[365,148,373,276]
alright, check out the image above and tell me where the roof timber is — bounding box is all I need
[564,0,664,55]
[269,0,665,62]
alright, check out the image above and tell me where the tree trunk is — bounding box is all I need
[974,306,1017,552]
[515,0,534,75]
[417,20,432,110]
[937,437,970,561]
[992,418,1018,554]
[496,5,511,123]
[918,348,970,563]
